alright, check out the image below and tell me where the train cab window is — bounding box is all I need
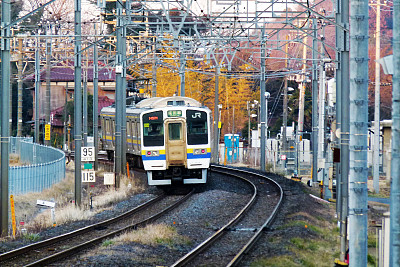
[143,111,164,146]
[187,110,208,145]
[168,123,182,140]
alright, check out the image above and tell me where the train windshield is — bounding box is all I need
[187,110,208,145]
[143,111,164,146]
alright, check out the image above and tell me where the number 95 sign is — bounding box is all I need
[81,146,95,162]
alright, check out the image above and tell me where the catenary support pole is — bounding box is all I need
[212,61,220,163]
[35,37,40,144]
[390,0,400,261]
[373,0,381,194]
[45,30,52,146]
[260,28,266,172]
[17,38,23,137]
[1,0,11,237]
[339,0,350,261]
[115,0,123,184]
[349,0,369,262]
[121,9,127,175]
[180,51,186,97]
[74,0,83,206]
[312,19,318,184]
[93,24,99,171]
[83,56,88,147]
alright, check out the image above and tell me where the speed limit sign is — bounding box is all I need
[82,171,96,183]
[81,146,95,161]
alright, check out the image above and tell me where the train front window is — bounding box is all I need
[168,123,182,140]
[187,110,208,145]
[143,111,164,146]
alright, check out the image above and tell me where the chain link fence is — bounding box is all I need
[9,137,66,195]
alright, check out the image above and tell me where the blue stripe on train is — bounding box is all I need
[187,153,211,159]
[142,154,166,161]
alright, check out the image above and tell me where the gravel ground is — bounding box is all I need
[0,166,340,266]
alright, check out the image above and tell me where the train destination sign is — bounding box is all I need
[167,110,182,117]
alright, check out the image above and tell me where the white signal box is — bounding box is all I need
[104,173,115,185]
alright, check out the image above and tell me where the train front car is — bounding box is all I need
[140,97,211,186]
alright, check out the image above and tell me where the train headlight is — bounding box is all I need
[193,149,207,155]
[146,151,159,156]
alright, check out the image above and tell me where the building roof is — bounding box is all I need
[25,61,132,82]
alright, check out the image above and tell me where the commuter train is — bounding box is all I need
[100,96,212,186]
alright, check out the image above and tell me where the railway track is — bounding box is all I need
[0,190,194,266]
[172,165,283,266]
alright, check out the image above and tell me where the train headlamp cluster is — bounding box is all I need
[193,148,207,155]
[146,150,160,156]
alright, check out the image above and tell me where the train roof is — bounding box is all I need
[135,96,203,109]
[100,96,209,115]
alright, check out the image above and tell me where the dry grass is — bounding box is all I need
[102,224,191,248]
[9,154,29,166]
[12,162,143,235]
[113,224,180,246]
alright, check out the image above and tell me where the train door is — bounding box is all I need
[165,118,187,167]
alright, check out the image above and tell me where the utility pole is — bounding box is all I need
[115,0,124,183]
[373,0,381,193]
[1,0,11,237]
[212,60,220,163]
[45,26,52,146]
[17,38,24,137]
[152,41,157,97]
[74,0,83,207]
[121,7,127,176]
[349,0,369,262]
[260,28,266,172]
[34,36,40,144]
[180,51,186,97]
[83,54,88,146]
[312,19,318,184]
[282,38,289,172]
[93,24,99,170]
[390,0,400,262]
[318,62,326,186]
[298,22,308,135]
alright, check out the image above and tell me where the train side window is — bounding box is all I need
[105,119,110,134]
[132,121,136,138]
[127,120,131,136]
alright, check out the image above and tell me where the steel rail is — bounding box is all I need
[23,190,193,267]
[221,166,284,267]
[0,193,166,263]
[171,167,258,267]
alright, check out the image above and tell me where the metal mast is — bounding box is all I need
[260,28,266,172]
[74,0,83,206]
[312,19,318,184]
[1,0,11,236]
[390,0,400,261]
[115,0,124,183]
[349,0,369,262]
[373,0,381,193]
[93,24,99,170]
[212,60,220,163]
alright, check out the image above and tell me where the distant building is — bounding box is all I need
[24,60,132,121]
